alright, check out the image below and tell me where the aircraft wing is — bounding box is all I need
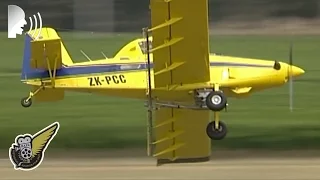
[149,0,211,164]
[150,0,210,88]
[153,107,211,165]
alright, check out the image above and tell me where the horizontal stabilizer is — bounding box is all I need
[33,86,64,102]
[31,39,63,70]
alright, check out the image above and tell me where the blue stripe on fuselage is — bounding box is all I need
[21,62,273,80]
[19,33,274,80]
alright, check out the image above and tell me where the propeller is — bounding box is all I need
[288,43,293,112]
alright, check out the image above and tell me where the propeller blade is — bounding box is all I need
[289,43,293,66]
[288,43,293,112]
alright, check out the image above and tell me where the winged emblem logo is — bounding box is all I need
[9,122,60,171]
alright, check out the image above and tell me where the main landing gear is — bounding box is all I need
[204,90,228,140]
[205,91,227,111]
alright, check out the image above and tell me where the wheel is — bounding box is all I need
[205,91,227,111]
[21,97,32,108]
[206,121,227,140]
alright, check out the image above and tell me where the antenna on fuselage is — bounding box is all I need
[101,51,108,59]
[80,50,92,61]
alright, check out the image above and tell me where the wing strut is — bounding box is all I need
[43,42,59,87]
[143,27,154,156]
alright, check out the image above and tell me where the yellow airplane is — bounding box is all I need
[20,0,304,165]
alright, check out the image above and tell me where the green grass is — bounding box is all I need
[0,32,319,150]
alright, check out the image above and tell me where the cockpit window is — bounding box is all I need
[138,40,152,54]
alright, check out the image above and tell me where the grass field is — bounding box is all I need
[0,32,319,151]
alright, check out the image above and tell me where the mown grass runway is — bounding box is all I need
[0,32,319,150]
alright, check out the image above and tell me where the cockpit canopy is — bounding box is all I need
[138,40,152,54]
[113,37,154,59]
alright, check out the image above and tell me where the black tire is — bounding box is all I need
[205,91,227,111]
[206,121,227,140]
[21,97,32,108]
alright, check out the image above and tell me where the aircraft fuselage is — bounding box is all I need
[27,54,303,100]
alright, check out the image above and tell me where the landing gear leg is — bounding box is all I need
[206,85,228,140]
[21,86,44,108]
[206,112,227,140]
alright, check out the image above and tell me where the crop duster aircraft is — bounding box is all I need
[20,0,304,164]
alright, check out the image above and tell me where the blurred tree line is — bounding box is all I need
[1,0,319,32]
[210,0,319,21]
[114,0,320,31]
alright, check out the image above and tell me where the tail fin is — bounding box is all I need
[21,34,33,80]
[21,27,73,80]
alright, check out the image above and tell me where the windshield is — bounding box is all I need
[138,40,152,54]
